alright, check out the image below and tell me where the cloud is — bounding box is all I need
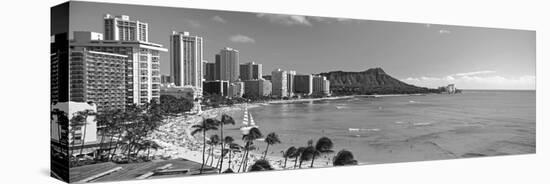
[256,13,312,26]
[402,71,535,90]
[211,15,226,23]
[439,29,451,34]
[309,16,353,24]
[229,34,256,43]
[455,70,496,76]
[186,19,201,28]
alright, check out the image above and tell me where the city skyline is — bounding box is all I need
[69,1,535,90]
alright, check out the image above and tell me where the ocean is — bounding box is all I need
[223,90,535,164]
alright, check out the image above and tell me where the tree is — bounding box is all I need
[263,132,281,159]
[294,147,306,169]
[70,109,95,162]
[299,146,318,168]
[332,149,358,166]
[191,118,219,174]
[104,109,123,161]
[239,127,262,172]
[282,146,297,169]
[141,140,162,161]
[218,114,235,173]
[311,137,334,167]
[208,134,220,166]
[221,136,235,172]
[248,159,274,172]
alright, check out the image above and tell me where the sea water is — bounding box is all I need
[223,90,535,164]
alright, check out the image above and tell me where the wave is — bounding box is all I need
[412,122,433,126]
[348,128,381,132]
[336,105,349,109]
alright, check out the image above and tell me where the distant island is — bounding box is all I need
[319,68,454,95]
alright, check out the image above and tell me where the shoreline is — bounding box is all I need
[150,103,332,172]
[148,93,434,171]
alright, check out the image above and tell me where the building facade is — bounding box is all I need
[204,62,217,81]
[312,75,330,96]
[104,14,148,42]
[160,84,201,112]
[170,31,203,94]
[71,31,168,106]
[287,70,296,97]
[271,69,288,98]
[239,62,262,80]
[69,47,127,112]
[216,47,239,82]
[203,80,229,96]
[228,82,244,98]
[244,79,272,98]
[294,74,313,96]
[51,33,70,103]
[161,75,171,84]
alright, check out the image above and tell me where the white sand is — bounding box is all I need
[146,104,332,172]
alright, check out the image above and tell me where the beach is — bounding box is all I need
[148,102,331,173]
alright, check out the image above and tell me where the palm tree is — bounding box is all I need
[208,135,220,166]
[95,110,115,160]
[141,140,162,161]
[282,146,297,169]
[218,114,235,173]
[226,141,238,171]
[239,127,262,172]
[263,132,281,159]
[332,149,358,166]
[299,146,318,168]
[71,109,95,160]
[191,118,219,174]
[219,136,234,172]
[104,109,123,161]
[248,159,274,172]
[294,147,306,169]
[311,137,334,167]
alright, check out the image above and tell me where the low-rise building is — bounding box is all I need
[51,101,98,156]
[160,84,202,112]
[203,80,229,96]
[244,79,272,98]
[228,82,244,98]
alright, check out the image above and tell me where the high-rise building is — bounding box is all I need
[69,47,127,112]
[204,62,217,81]
[239,62,262,80]
[104,14,148,42]
[170,31,203,96]
[51,33,69,103]
[287,70,296,97]
[244,79,272,98]
[312,75,330,96]
[71,31,168,106]
[203,80,229,96]
[216,47,239,82]
[271,69,288,98]
[294,74,313,96]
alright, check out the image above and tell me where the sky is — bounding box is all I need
[68,1,535,90]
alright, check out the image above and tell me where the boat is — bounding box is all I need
[240,106,259,135]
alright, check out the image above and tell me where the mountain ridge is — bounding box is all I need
[319,68,439,95]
